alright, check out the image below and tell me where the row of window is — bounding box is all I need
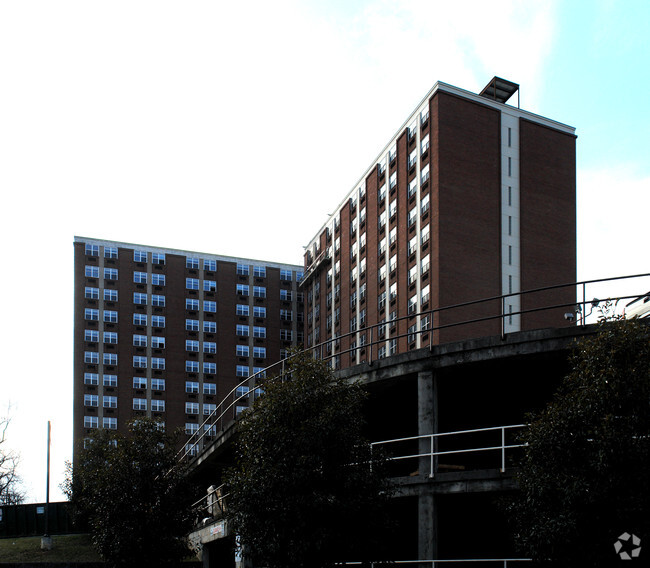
[85,266,118,279]
[85,287,118,300]
[186,257,216,271]
[84,416,117,429]
[236,325,296,341]
[185,278,217,291]
[84,352,118,365]
[133,272,166,285]
[235,346,266,358]
[236,284,268,298]
[184,381,217,394]
[85,244,118,258]
[184,320,217,332]
[84,330,118,343]
[84,373,117,386]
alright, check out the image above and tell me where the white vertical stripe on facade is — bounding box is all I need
[501,111,521,332]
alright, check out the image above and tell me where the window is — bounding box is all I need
[186,361,199,373]
[103,396,117,409]
[186,299,199,311]
[421,224,430,245]
[84,416,98,429]
[85,265,99,278]
[103,332,118,344]
[253,346,266,359]
[408,120,417,140]
[350,316,357,332]
[253,286,266,298]
[296,271,304,283]
[133,398,147,411]
[236,386,250,399]
[421,254,430,274]
[389,254,397,273]
[186,278,199,290]
[186,381,199,393]
[280,329,293,341]
[421,284,430,305]
[378,345,387,359]
[409,265,418,285]
[133,292,147,305]
[186,340,199,352]
[134,250,147,262]
[84,372,99,385]
[186,257,199,269]
[378,184,386,202]
[378,211,387,229]
[378,291,387,310]
[408,148,417,168]
[186,423,199,435]
[237,264,249,275]
[204,300,217,313]
[378,264,387,283]
[84,308,99,321]
[133,313,147,326]
[204,382,217,395]
[359,282,367,300]
[253,326,266,338]
[421,193,430,214]
[389,199,397,218]
[204,362,216,374]
[385,229,395,250]
[204,280,216,292]
[151,273,165,286]
[85,329,99,342]
[134,271,147,284]
[104,374,117,387]
[421,163,430,184]
[236,345,250,357]
[421,133,430,154]
[151,400,165,412]
[203,403,216,415]
[389,282,397,301]
[389,144,397,162]
[408,294,418,314]
[236,304,249,316]
[204,341,217,353]
[101,417,116,430]
[104,246,118,259]
[253,306,266,318]
[389,171,397,190]
[204,321,217,333]
[151,315,165,328]
[204,259,217,271]
[151,357,165,370]
[236,324,249,336]
[253,266,266,277]
[236,365,249,377]
[84,351,99,364]
[280,289,293,301]
[152,295,165,307]
[151,378,165,391]
[85,244,99,256]
[85,287,99,299]
[280,309,292,321]
[104,310,118,323]
[359,309,366,328]
[84,394,98,407]
[408,177,418,198]
[421,315,430,331]
[237,284,250,296]
[186,402,199,415]
[104,268,118,280]
[280,269,292,281]
[133,356,147,368]
[104,289,118,301]
[151,252,165,265]
[408,206,417,227]
[408,235,418,255]
[133,377,147,389]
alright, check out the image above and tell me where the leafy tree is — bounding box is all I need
[508,318,650,566]
[0,415,25,505]
[63,418,196,568]
[225,351,392,568]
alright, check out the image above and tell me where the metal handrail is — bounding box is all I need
[338,560,531,567]
[177,273,649,463]
[371,425,527,477]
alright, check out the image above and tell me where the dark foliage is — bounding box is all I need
[0,416,24,505]
[63,418,196,568]
[507,318,650,566]
[225,351,392,568]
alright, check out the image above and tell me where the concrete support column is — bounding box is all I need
[417,370,438,562]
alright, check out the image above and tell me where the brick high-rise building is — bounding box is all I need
[73,237,304,458]
[301,78,576,368]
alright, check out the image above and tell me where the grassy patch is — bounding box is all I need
[0,533,103,563]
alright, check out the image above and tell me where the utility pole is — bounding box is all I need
[41,421,53,551]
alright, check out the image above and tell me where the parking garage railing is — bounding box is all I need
[370,424,526,478]
[177,272,649,463]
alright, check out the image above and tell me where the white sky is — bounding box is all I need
[0,0,648,502]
